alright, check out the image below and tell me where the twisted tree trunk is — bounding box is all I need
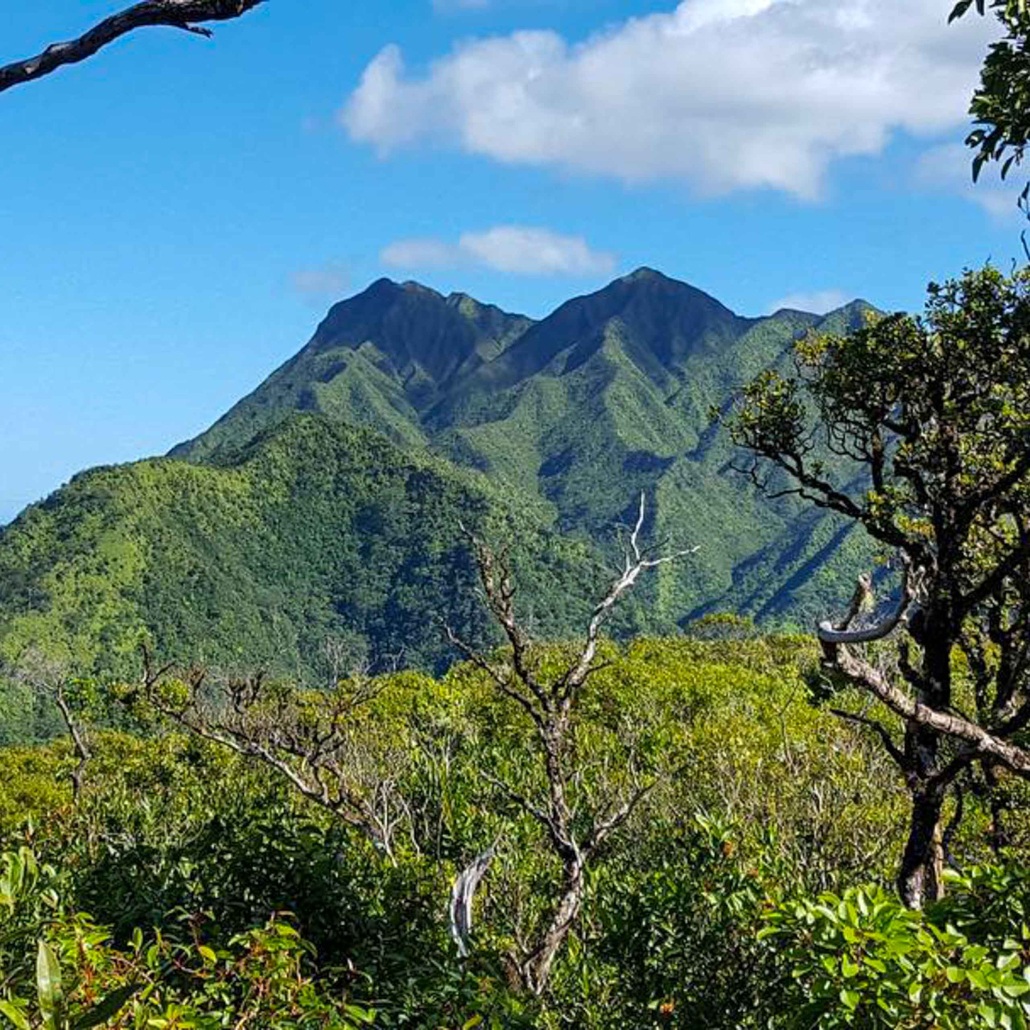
[898,784,946,909]
[520,856,587,996]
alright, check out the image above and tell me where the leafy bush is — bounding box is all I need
[0,848,377,1029]
[762,866,1030,1028]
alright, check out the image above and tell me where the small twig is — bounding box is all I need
[830,707,908,771]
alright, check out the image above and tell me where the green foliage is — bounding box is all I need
[0,846,376,1028]
[730,264,1030,904]
[763,866,1030,1028]
[951,0,1030,187]
[0,416,607,707]
[5,636,1030,1025]
[0,638,918,1028]
[0,273,878,716]
[734,266,1030,561]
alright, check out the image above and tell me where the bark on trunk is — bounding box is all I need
[520,860,585,995]
[898,786,945,909]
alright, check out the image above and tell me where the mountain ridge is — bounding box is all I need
[2,269,876,679]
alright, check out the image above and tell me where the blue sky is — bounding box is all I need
[0,0,1023,524]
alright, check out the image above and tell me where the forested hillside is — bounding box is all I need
[178,269,877,627]
[0,417,617,691]
[0,269,879,683]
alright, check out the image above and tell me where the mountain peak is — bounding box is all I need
[453,268,751,393]
[620,266,668,283]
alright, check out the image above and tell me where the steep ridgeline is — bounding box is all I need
[0,269,875,680]
[176,268,876,630]
[174,279,533,461]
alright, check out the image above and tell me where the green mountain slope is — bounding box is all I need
[174,267,874,626]
[175,279,532,462]
[0,417,602,678]
[0,268,879,678]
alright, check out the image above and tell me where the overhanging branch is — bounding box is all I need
[0,1,266,95]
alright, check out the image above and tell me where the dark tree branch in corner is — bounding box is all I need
[0,0,266,95]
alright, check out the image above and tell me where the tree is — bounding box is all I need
[8,648,91,799]
[729,266,1030,908]
[133,649,420,860]
[447,496,694,993]
[0,1,265,95]
[950,1,1030,188]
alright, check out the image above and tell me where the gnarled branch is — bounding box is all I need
[0,1,265,95]
[832,647,1030,778]
[818,567,920,648]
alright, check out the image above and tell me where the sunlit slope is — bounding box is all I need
[0,417,600,677]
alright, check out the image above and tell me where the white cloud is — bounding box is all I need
[769,289,849,314]
[381,225,617,276]
[292,264,349,300]
[460,226,616,275]
[343,0,998,199]
[914,142,1023,221]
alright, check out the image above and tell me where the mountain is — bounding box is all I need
[0,417,605,679]
[176,268,874,624]
[174,279,533,462]
[0,269,877,680]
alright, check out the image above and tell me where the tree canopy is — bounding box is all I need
[952,0,1030,185]
[730,266,1030,907]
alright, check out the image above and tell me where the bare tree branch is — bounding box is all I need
[829,707,908,772]
[11,648,92,801]
[53,685,92,801]
[452,496,694,993]
[828,637,1030,779]
[817,567,918,648]
[136,656,411,859]
[450,846,496,958]
[558,493,698,700]
[0,1,265,95]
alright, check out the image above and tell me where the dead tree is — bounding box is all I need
[136,650,415,861]
[0,1,265,95]
[12,648,92,801]
[447,494,695,994]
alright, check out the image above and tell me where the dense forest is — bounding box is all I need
[5,628,1030,1029]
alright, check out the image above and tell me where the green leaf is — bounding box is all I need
[0,1000,31,1030]
[840,988,861,1011]
[36,941,64,1028]
[71,985,138,1029]
[343,1004,376,1024]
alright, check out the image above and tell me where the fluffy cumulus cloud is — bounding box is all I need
[381,226,617,276]
[343,0,997,198]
